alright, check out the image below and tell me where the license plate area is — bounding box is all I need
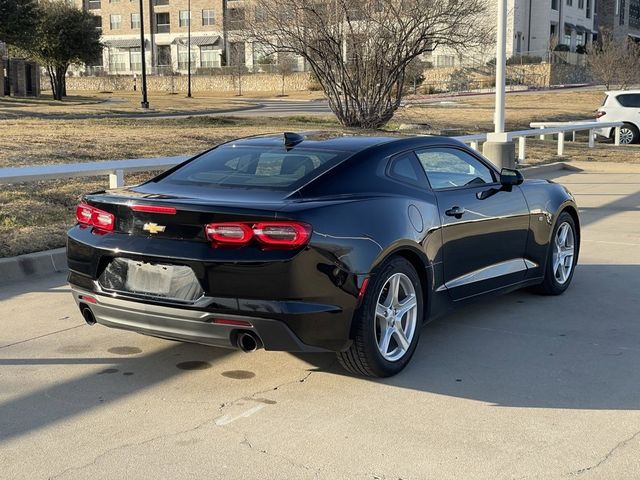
[98,258,204,302]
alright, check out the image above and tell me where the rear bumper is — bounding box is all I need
[71,285,331,352]
[67,225,362,351]
[595,126,613,138]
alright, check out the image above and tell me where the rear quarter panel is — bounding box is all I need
[519,179,580,279]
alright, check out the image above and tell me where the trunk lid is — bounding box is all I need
[84,183,294,241]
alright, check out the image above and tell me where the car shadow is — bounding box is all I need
[0,342,234,443]
[296,263,640,410]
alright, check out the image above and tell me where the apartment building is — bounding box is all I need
[431,0,596,67]
[76,0,227,75]
[75,0,305,75]
[596,0,640,41]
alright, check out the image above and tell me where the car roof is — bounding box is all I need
[606,90,640,96]
[219,131,461,153]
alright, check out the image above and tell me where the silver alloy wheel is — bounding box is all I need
[374,272,418,362]
[552,221,575,285]
[619,128,635,144]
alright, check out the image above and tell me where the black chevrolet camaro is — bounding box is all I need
[67,132,580,377]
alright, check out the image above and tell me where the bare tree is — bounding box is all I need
[276,53,297,96]
[245,0,490,128]
[589,30,640,89]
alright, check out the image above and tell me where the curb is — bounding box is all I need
[0,248,67,286]
[521,162,582,177]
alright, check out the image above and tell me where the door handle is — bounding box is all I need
[445,206,465,218]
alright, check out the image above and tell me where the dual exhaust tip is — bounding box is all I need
[80,303,262,353]
[236,331,262,353]
[80,304,96,325]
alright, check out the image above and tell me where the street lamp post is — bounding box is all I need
[482,0,515,169]
[187,0,192,98]
[494,0,507,134]
[138,0,149,108]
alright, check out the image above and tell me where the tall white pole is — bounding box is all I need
[495,0,507,133]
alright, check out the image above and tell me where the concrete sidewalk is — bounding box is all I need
[1,164,639,479]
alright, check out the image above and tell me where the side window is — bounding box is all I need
[388,152,423,184]
[415,148,496,190]
[617,94,640,108]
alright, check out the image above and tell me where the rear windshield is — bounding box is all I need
[158,145,349,189]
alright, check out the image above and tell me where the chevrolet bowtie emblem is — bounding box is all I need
[143,222,166,234]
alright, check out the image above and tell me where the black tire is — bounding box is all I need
[337,257,423,377]
[537,211,578,295]
[615,123,639,145]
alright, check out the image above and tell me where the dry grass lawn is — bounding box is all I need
[2,87,640,257]
[395,89,606,132]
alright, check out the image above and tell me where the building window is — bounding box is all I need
[157,45,171,67]
[566,0,572,6]
[578,0,584,7]
[87,0,101,10]
[586,0,592,18]
[155,12,170,33]
[576,31,584,47]
[229,42,246,65]
[563,27,572,47]
[552,0,558,10]
[621,0,627,25]
[435,55,455,67]
[94,15,102,33]
[110,14,121,30]
[228,8,245,30]
[178,44,196,70]
[550,23,557,38]
[154,0,169,5]
[129,47,141,71]
[109,0,119,3]
[179,10,190,27]
[630,0,640,29]
[202,9,215,26]
[200,45,220,68]
[131,13,140,29]
[108,48,127,72]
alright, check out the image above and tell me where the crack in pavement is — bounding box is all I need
[47,365,325,479]
[0,325,84,350]
[565,429,640,476]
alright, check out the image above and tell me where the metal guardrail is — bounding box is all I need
[0,156,188,188]
[0,121,625,187]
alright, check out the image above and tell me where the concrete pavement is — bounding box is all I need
[1,162,640,479]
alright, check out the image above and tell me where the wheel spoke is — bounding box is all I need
[375,303,387,320]
[393,326,410,351]
[395,294,417,319]
[388,274,401,307]
[558,224,569,246]
[378,327,393,355]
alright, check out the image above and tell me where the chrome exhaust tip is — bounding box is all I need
[236,331,262,353]
[79,304,96,325]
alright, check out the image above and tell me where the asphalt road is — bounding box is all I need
[1,162,639,479]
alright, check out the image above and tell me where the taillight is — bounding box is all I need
[204,221,311,249]
[205,223,253,245]
[254,222,311,247]
[75,202,115,232]
[596,110,606,119]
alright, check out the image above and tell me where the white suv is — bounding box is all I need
[596,90,640,144]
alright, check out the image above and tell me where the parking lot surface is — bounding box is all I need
[1,162,639,479]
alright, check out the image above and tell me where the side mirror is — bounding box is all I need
[500,168,524,186]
